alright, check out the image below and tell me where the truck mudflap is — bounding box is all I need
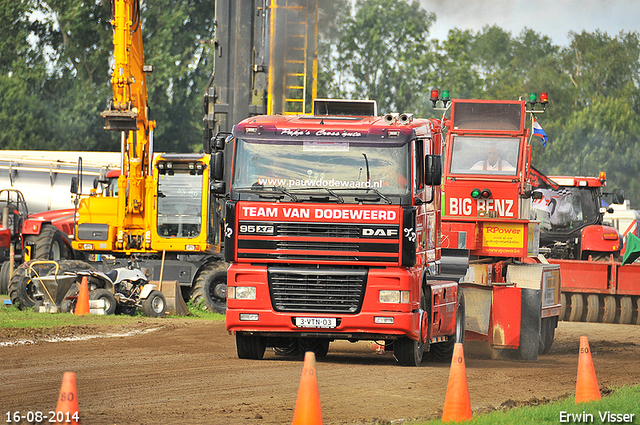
[440,248,470,279]
[461,263,561,360]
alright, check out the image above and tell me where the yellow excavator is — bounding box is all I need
[68,0,228,312]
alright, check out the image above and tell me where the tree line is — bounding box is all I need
[2,0,639,206]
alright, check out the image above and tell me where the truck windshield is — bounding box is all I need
[232,138,410,197]
[531,187,600,232]
[449,136,520,176]
[157,170,203,238]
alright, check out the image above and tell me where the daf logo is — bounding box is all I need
[362,228,398,237]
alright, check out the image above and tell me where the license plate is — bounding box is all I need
[295,317,337,329]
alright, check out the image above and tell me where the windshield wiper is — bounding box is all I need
[236,184,299,202]
[330,187,392,204]
[285,187,344,203]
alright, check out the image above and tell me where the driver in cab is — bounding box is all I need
[471,144,515,172]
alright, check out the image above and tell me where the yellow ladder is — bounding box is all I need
[282,0,308,114]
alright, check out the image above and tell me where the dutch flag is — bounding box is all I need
[532,116,548,147]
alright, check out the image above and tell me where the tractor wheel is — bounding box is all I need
[24,224,70,261]
[0,261,11,294]
[89,288,117,315]
[141,290,166,317]
[427,290,466,362]
[236,333,266,360]
[191,262,227,314]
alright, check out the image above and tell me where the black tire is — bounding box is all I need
[0,261,11,294]
[394,292,427,366]
[427,290,466,362]
[299,338,330,359]
[115,303,137,316]
[569,294,585,322]
[7,261,55,310]
[538,316,557,355]
[236,333,266,360]
[89,288,117,315]
[191,262,228,314]
[273,339,300,356]
[141,290,166,317]
[24,224,71,261]
[59,283,77,314]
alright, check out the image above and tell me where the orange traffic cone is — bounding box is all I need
[291,351,323,425]
[74,277,90,316]
[55,372,79,424]
[575,336,601,403]
[441,343,472,423]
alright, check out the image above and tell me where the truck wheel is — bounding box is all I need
[619,297,633,324]
[299,338,330,358]
[89,288,117,315]
[236,333,266,360]
[538,316,557,354]
[394,293,427,366]
[0,261,11,294]
[141,290,166,317]
[559,293,568,321]
[273,339,300,356]
[585,295,600,322]
[191,262,227,314]
[602,296,617,323]
[427,290,466,362]
[25,224,70,261]
[568,294,585,322]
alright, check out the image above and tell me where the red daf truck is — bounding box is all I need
[438,95,562,360]
[224,99,464,366]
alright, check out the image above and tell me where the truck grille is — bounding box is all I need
[237,221,400,264]
[268,267,367,313]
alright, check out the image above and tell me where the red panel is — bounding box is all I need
[616,263,640,295]
[0,229,10,249]
[490,286,521,349]
[548,259,610,293]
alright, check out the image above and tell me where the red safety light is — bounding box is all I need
[480,188,492,199]
[430,89,439,102]
[539,92,549,104]
[598,171,606,183]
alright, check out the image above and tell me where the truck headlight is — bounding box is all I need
[379,290,410,304]
[228,286,256,300]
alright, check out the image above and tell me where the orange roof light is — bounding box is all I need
[598,171,606,183]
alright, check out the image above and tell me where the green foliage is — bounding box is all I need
[2,0,640,206]
[415,385,640,424]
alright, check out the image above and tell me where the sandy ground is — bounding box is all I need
[1,319,639,425]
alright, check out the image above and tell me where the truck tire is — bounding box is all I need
[394,293,427,366]
[24,224,70,261]
[191,262,227,314]
[141,290,166,317]
[299,338,330,359]
[427,290,466,362]
[89,288,117,315]
[236,333,266,360]
[538,316,557,354]
[0,261,11,294]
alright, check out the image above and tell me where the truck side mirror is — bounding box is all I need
[70,177,79,194]
[424,155,442,186]
[210,181,226,194]
[210,151,224,181]
[612,189,625,204]
[210,132,231,152]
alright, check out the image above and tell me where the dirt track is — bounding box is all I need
[1,319,639,425]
